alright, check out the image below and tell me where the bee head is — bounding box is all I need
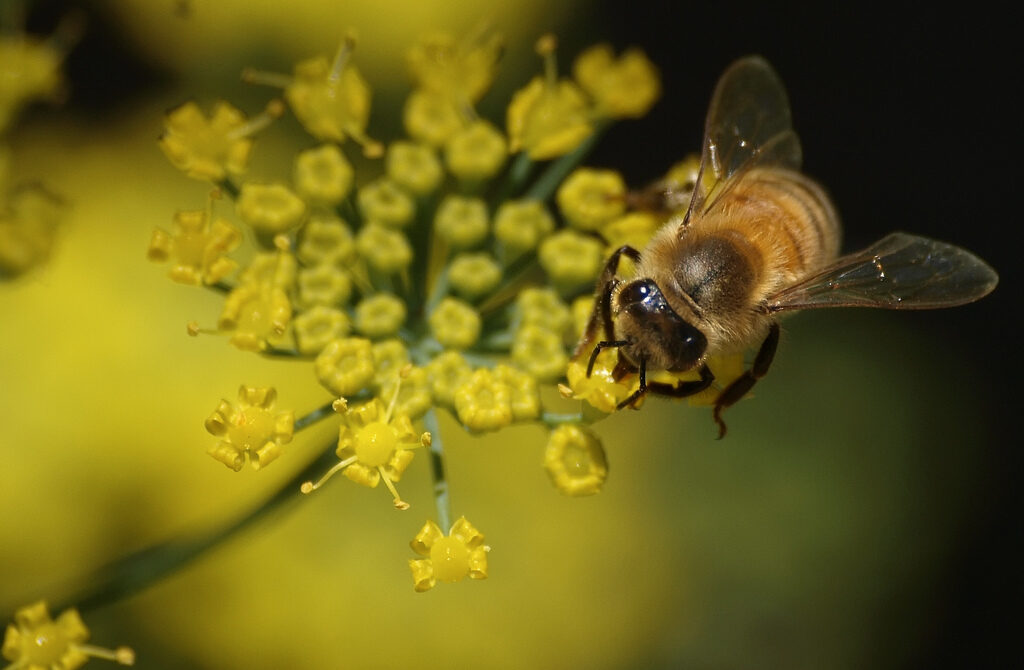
[615,278,707,372]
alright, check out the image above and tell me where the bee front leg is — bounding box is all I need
[712,322,780,439]
[574,245,642,365]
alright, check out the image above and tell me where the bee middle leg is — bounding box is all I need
[712,322,780,439]
[620,360,715,410]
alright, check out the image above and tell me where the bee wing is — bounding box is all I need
[683,56,802,228]
[766,232,998,313]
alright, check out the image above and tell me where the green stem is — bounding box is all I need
[423,409,451,532]
[49,441,339,615]
[489,152,534,211]
[295,400,337,431]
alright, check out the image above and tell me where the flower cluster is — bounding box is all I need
[2,601,134,670]
[150,29,737,591]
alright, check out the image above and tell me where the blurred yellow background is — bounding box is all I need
[0,1,1006,668]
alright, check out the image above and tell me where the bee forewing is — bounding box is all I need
[684,56,803,227]
[766,232,999,312]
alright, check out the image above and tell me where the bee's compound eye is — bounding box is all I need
[618,280,653,306]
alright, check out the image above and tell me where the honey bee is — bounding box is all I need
[575,56,999,437]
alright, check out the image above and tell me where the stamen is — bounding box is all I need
[329,32,358,86]
[240,68,294,89]
[226,99,284,141]
[300,455,358,493]
[76,643,136,666]
[379,468,409,510]
[536,34,558,88]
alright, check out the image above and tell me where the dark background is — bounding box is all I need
[22,1,1019,667]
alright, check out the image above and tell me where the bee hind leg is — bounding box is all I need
[712,322,780,439]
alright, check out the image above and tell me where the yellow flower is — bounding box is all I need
[429,297,481,350]
[147,208,240,285]
[425,351,472,408]
[314,337,376,397]
[447,252,502,300]
[292,306,351,355]
[512,323,568,383]
[218,284,292,352]
[538,229,605,293]
[0,185,63,279]
[283,44,379,154]
[386,141,443,196]
[379,366,433,420]
[493,199,555,256]
[601,211,660,258]
[236,183,307,236]
[371,338,412,390]
[2,601,134,670]
[515,287,571,336]
[303,397,428,509]
[355,293,407,338]
[297,264,352,308]
[506,36,592,160]
[402,89,464,147]
[573,44,661,119]
[406,31,502,104]
[204,386,295,471]
[158,100,268,182]
[564,349,635,414]
[409,516,489,592]
[355,223,413,274]
[293,144,354,205]
[556,167,627,231]
[453,368,512,432]
[494,364,541,421]
[444,120,507,182]
[543,424,608,496]
[297,216,355,266]
[434,195,488,249]
[357,177,416,228]
[0,34,64,132]
[238,248,298,289]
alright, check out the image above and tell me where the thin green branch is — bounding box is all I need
[423,409,451,532]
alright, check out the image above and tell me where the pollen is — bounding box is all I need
[204,386,295,471]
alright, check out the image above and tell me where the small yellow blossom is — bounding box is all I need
[573,44,661,119]
[516,287,572,336]
[601,211,660,257]
[425,351,472,408]
[293,306,351,355]
[538,229,605,293]
[556,168,627,231]
[284,44,379,153]
[147,209,240,285]
[205,386,295,471]
[453,368,512,432]
[370,338,412,390]
[406,32,502,104]
[409,516,489,592]
[297,216,355,266]
[494,364,541,421]
[158,100,265,182]
[506,36,592,160]
[236,183,306,236]
[571,295,595,339]
[512,323,568,382]
[445,120,507,182]
[447,252,502,300]
[2,600,134,670]
[0,185,62,279]
[355,223,412,274]
[238,249,297,289]
[434,195,488,249]
[543,424,608,496]
[0,35,65,132]
[379,366,433,420]
[293,144,354,205]
[403,89,465,147]
[314,337,375,397]
[354,293,407,338]
[297,264,352,308]
[429,297,481,350]
[357,177,416,228]
[218,284,291,352]
[303,397,427,509]
[386,141,444,196]
[493,199,555,255]
[565,349,635,413]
